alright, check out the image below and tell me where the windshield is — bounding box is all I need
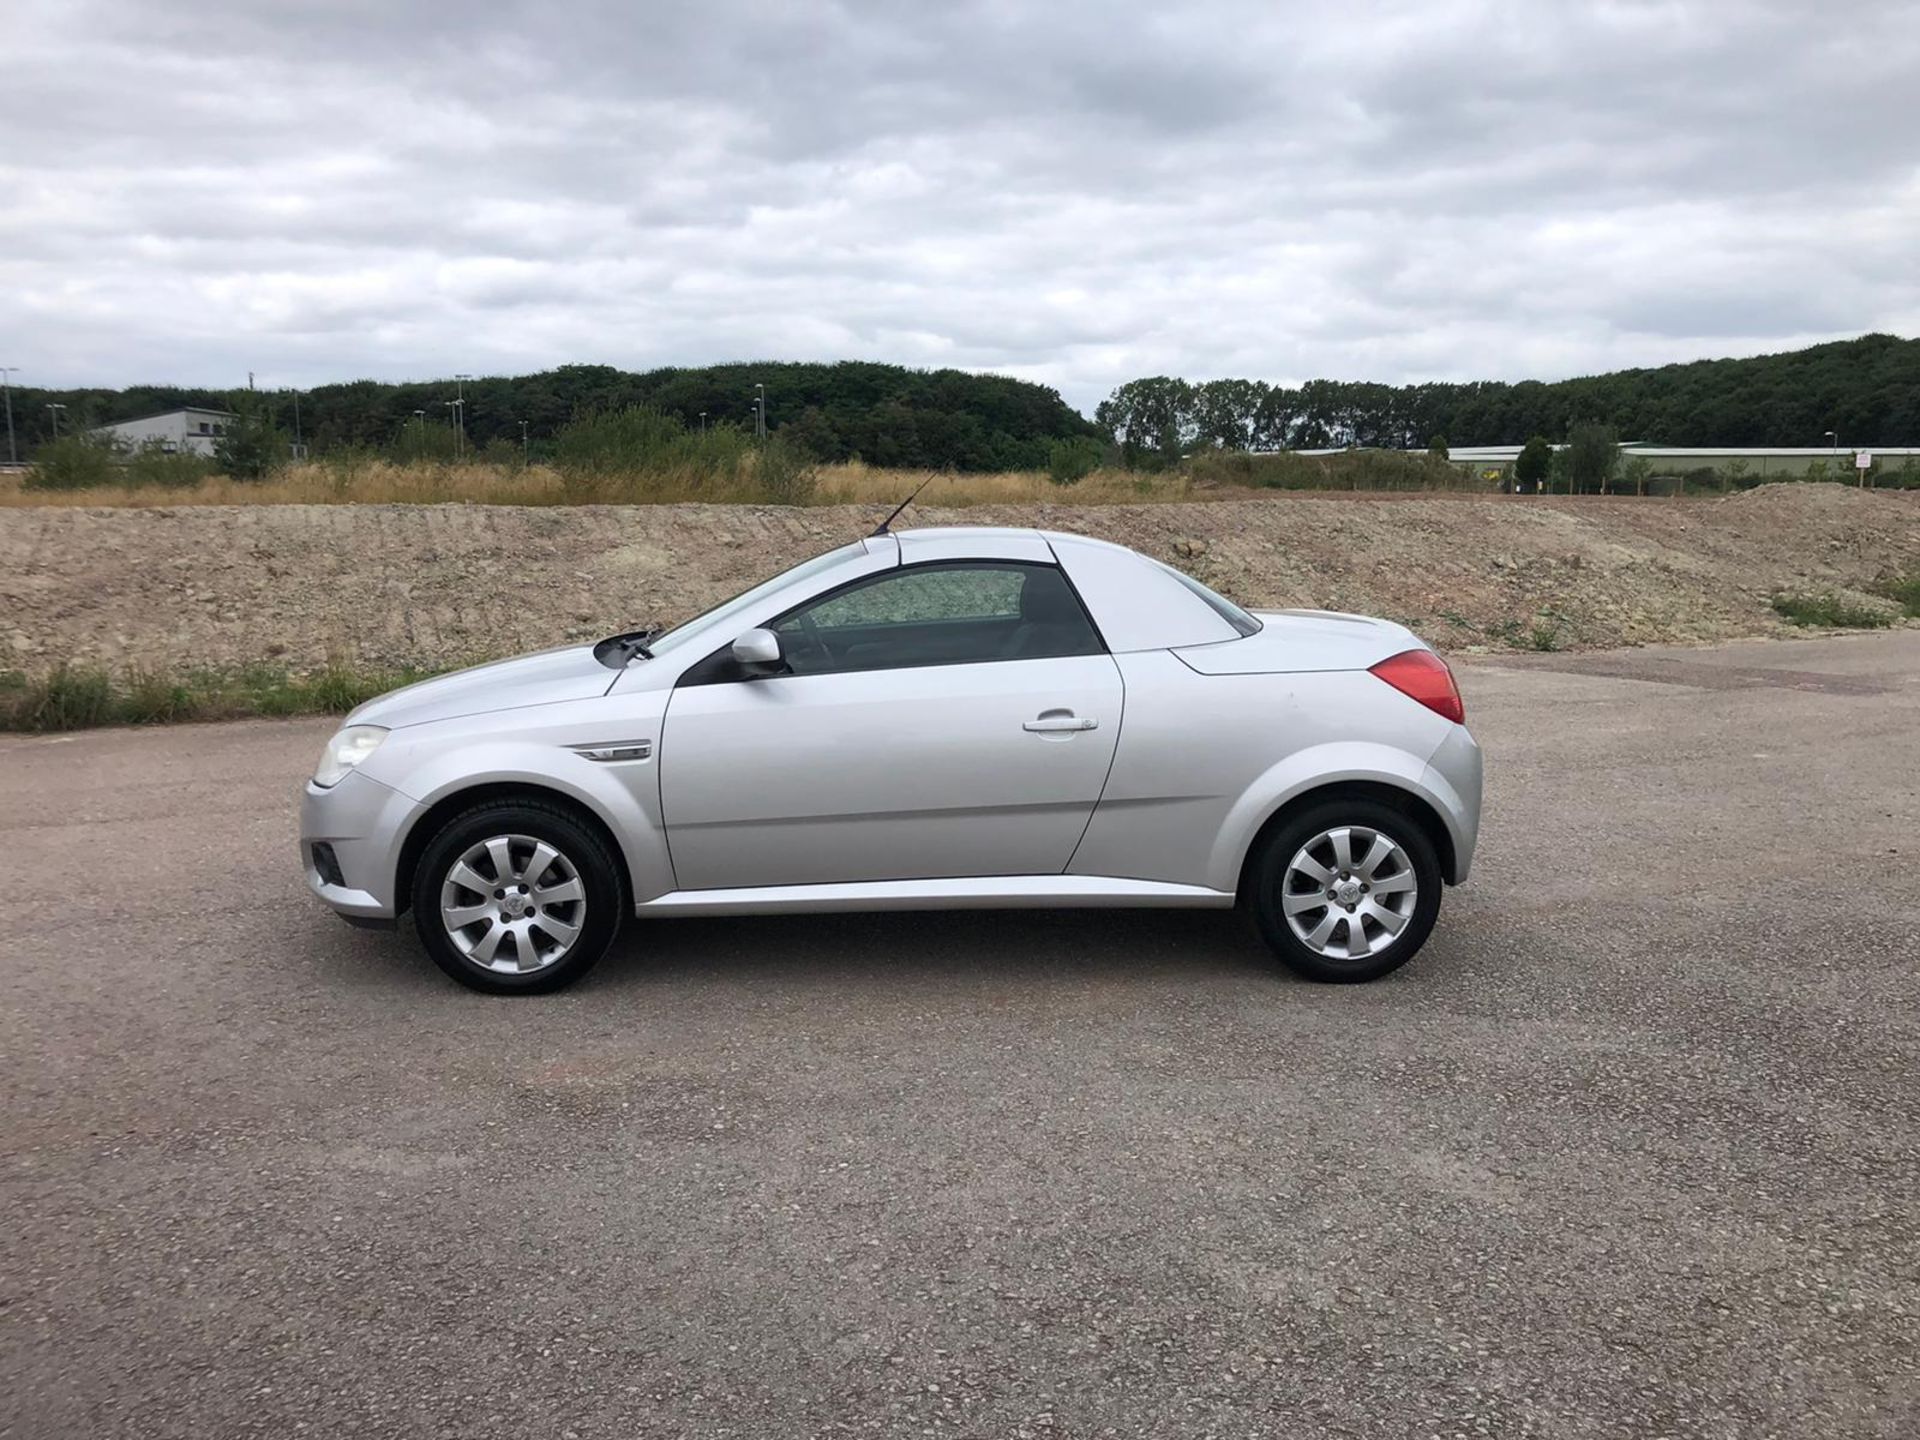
[642,542,871,657]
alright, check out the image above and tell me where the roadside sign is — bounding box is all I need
[1855,451,1872,469]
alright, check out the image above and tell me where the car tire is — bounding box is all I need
[1247,798,1443,983]
[411,798,626,995]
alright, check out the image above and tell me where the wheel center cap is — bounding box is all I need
[501,892,529,918]
[1334,878,1363,906]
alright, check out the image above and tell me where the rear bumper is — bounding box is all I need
[300,770,423,922]
[1424,724,1484,883]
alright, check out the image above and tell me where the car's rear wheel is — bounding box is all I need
[1247,798,1442,983]
[412,799,625,994]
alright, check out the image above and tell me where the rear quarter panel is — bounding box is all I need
[1069,652,1464,891]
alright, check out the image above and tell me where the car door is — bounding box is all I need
[658,561,1123,890]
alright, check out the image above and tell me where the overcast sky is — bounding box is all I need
[4,0,1917,413]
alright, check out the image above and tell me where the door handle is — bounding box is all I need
[1024,713,1098,733]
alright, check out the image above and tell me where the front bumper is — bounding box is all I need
[300,769,424,923]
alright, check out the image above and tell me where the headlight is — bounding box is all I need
[313,725,388,788]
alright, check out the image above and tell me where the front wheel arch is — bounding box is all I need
[1235,780,1457,904]
[394,782,632,918]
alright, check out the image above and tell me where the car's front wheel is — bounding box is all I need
[1247,798,1442,983]
[412,799,626,994]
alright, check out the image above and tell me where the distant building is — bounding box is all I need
[1441,443,1920,479]
[92,407,238,457]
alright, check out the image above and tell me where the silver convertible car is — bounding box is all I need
[302,527,1481,993]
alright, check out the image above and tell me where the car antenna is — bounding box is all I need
[870,474,936,537]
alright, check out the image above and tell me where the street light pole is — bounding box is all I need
[753,383,766,443]
[413,409,426,460]
[519,419,529,461]
[0,367,18,465]
[455,374,472,458]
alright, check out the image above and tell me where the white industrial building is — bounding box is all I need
[91,407,238,457]
[1441,443,1920,478]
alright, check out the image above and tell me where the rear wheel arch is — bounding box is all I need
[395,782,633,917]
[1236,780,1458,901]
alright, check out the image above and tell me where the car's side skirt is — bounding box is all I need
[634,874,1237,917]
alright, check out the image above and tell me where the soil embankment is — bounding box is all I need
[3,486,1915,674]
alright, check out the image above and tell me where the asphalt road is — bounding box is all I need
[4,632,1917,1439]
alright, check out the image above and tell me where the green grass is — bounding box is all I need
[1769,591,1897,629]
[0,662,442,734]
[1482,612,1569,651]
[1872,570,1920,618]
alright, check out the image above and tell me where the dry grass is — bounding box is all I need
[0,460,565,508]
[0,458,1199,508]
[815,460,1191,506]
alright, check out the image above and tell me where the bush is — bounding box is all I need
[1769,589,1899,629]
[752,435,818,504]
[1182,448,1476,492]
[1047,436,1105,487]
[387,419,462,466]
[480,437,528,471]
[214,410,290,482]
[553,406,755,502]
[122,439,214,489]
[24,435,119,491]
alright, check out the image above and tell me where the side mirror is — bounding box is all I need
[731,627,783,674]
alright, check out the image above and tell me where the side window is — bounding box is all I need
[803,565,1024,629]
[771,563,1102,676]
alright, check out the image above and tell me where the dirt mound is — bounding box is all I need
[3,487,1915,675]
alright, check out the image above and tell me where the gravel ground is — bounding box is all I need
[2,631,1916,1438]
[4,485,1917,675]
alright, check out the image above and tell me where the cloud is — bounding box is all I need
[2,0,1916,412]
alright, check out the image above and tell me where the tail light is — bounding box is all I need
[1369,649,1465,724]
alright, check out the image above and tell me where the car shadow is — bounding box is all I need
[589,904,1277,990]
[309,902,1286,996]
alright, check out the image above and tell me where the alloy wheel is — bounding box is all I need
[1278,824,1419,961]
[439,833,587,975]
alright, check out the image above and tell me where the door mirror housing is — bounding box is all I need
[731,627,784,674]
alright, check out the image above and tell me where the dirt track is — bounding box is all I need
[3,486,1916,674]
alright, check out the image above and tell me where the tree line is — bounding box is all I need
[11,334,1913,477]
[3,361,1101,473]
[1095,333,1920,461]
